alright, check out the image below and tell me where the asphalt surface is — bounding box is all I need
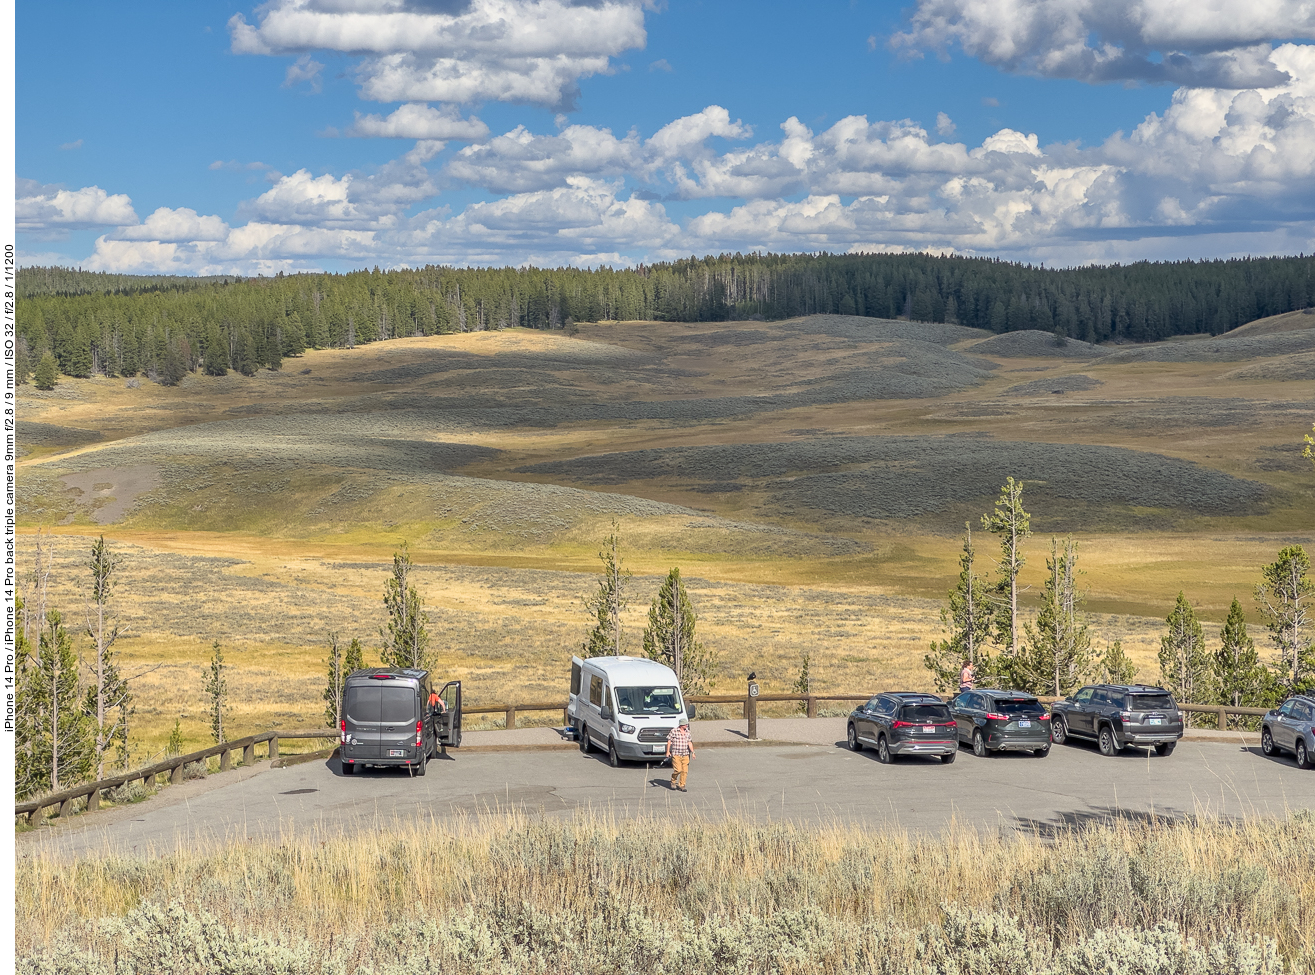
[19,719,1315,860]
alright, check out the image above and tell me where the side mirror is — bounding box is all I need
[600,705,613,721]
[686,703,697,719]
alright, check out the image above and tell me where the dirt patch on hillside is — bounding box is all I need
[58,466,161,524]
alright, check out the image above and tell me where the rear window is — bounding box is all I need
[1127,693,1175,711]
[996,699,1045,715]
[381,686,418,722]
[345,686,381,723]
[901,704,952,723]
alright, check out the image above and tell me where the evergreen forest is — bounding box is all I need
[16,252,1315,384]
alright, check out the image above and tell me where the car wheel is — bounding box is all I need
[579,723,591,753]
[608,740,621,768]
[972,729,988,758]
[877,735,892,764]
[940,750,956,764]
[1261,727,1276,756]
[847,723,862,752]
[1051,716,1069,746]
[415,751,427,776]
[1098,725,1119,757]
[1297,739,1311,770]
[1155,742,1176,757]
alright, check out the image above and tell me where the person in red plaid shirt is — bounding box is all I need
[665,715,695,791]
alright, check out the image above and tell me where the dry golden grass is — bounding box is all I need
[17,811,1315,973]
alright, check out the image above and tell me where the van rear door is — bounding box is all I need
[344,683,383,759]
[437,680,462,748]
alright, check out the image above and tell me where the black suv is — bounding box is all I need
[1051,683,1183,756]
[847,692,958,764]
[948,688,1051,757]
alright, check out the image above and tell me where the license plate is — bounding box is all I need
[921,726,934,734]
[1019,720,1032,728]
[650,746,664,753]
[1148,718,1164,725]
[389,749,406,757]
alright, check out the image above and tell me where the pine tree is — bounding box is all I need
[642,567,717,696]
[202,322,229,375]
[83,536,132,779]
[1018,536,1093,696]
[925,523,994,693]
[161,340,189,386]
[204,641,229,743]
[21,610,93,797]
[322,631,365,727]
[380,544,431,671]
[34,350,58,390]
[1099,640,1138,685]
[1159,592,1214,710]
[793,653,813,714]
[1255,545,1315,694]
[582,519,630,657]
[982,477,1031,666]
[1215,597,1273,710]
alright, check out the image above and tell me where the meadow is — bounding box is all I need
[15,311,1315,756]
[17,811,1315,973]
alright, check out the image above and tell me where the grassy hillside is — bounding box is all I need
[15,313,1315,754]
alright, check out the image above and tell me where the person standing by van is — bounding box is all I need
[959,659,976,694]
[666,716,695,791]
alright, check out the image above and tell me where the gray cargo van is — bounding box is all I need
[339,668,462,775]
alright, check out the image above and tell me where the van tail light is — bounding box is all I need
[415,720,423,746]
[986,712,1008,721]
[340,719,346,742]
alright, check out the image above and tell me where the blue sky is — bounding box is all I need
[16,0,1315,273]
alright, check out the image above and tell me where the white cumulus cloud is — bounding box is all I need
[347,102,489,140]
[16,180,138,236]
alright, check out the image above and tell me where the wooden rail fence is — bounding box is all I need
[15,729,336,825]
[15,697,1274,823]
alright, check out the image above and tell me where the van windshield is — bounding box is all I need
[615,686,683,715]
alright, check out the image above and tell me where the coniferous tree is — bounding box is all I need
[925,523,994,692]
[83,536,132,779]
[1255,545,1315,694]
[380,544,431,671]
[582,519,630,657]
[20,610,93,797]
[204,641,229,743]
[160,340,189,386]
[1099,640,1138,685]
[1215,597,1274,710]
[983,477,1031,666]
[1159,592,1214,711]
[34,350,58,390]
[642,567,717,696]
[323,632,366,727]
[1018,536,1094,696]
[15,335,32,384]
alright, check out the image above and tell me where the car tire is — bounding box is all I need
[1155,742,1176,757]
[1098,725,1119,757]
[1034,747,1050,757]
[1297,739,1311,770]
[1051,716,1070,746]
[415,752,427,776]
[940,750,956,764]
[579,723,592,753]
[1261,727,1276,756]
[608,740,621,768]
[847,723,862,751]
[972,729,988,758]
[877,735,892,764]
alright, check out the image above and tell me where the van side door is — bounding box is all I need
[586,674,604,743]
[437,680,463,748]
[343,682,382,759]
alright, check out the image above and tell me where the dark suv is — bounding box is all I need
[1051,683,1183,756]
[1261,695,1315,769]
[949,688,1051,757]
[847,692,958,764]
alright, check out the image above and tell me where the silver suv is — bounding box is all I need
[1261,695,1315,769]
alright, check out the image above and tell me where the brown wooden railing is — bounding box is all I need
[15,729,336,824]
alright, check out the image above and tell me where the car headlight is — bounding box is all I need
[619,723,636,735]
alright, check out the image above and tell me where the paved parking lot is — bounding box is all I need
[20,719,1315,860]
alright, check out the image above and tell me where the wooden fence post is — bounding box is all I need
[269,736,279,760]
[506,707,517,730]
[562,708,569,725]
[243,743,255,766]
[1218,706,1228,731]
[806,696,817,719]
[172,763,185,785]
[220,748,231,772]
[58,797,75,819]
[87,789,100,813]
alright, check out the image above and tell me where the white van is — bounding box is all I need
[568,655,696,766]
